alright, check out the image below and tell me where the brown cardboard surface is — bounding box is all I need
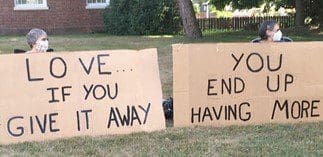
[173,42,323,127]
[0,49,165,144]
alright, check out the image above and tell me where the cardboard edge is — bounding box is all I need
[172,44,191,127]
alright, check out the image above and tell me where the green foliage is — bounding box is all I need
[210,0,264,10]
[210,0,294,10]
[193,3,200,14]
[302,0,323,25]
[274,0,323,25]
[272,0,295,8]
[210,0,323,26]
[103,0,180,35]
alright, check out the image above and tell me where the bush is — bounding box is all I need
[103,0,181,35]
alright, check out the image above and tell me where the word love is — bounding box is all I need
[25,54,111,81]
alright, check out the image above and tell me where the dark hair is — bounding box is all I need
[258,20,277,40]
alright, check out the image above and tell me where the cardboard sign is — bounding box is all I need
[173,42,323,127]
[0,49,165,144]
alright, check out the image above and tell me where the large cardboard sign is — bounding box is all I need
[173,42,323,127]
[0,49,165,144]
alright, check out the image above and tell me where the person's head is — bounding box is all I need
[258,20,282,42]
[26,28,48,53]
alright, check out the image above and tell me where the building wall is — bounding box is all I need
[0,0,105,35]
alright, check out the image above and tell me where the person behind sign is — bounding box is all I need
[252,20,292,43]
[25,28,49,53]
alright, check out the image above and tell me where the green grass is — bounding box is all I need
[0,123,322,156]
[0,30,323,156]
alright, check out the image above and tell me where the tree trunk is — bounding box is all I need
[319,1,323,29]
[295,0,305,27]
[177,0,202,39]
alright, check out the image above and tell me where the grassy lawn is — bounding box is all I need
[0,30,323,156]
[1,123,322,156]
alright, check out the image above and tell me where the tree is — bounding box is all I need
[301,0,323,28]
[274,0,323,28]
[177,0,202,39]
[103,0,181,35]
[209,0,307,27]
[210,0,262,10]
[295,0,304,27]
[319,1,323,28]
